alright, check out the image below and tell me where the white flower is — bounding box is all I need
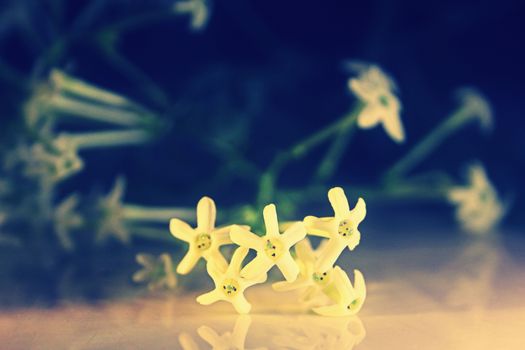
[96,177,130,243]
[447,164,505,234]
[348,63,405,142]
[173,0,210,31]
[133,253,177,291]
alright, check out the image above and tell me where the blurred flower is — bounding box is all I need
[170,196,238,274]
[53,194,83,251]
[456,88,493,132]
[231,204,306,282]
[96,177,130,244]
[447,164,505,234]
[198,315,264,349]
[133,253,177,291]
[312,267,366,317]
[196,247,265,314]
[348,63,405,142]
[23,136,84,184]
[173,0,210,31]
[304,187,366,272]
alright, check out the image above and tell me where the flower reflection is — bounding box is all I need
[178,314,365,349]
[271,315,366,350]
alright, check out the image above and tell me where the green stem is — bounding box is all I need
[66,129,153,149]
[257,103,363,206]
[122,204,195,223]
[130,226,175,244]
[384,105,478,182]
[313,105,362,182]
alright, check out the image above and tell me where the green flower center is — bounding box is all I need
[264,238,284,260]
[338,219,354,238]
[347,298,360,311]
[312,271,330,286]
[378,94,389,107]
[195,233,212,251]
[222,278,240,297]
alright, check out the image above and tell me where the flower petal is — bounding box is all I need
[232,294,252,314]
[178,332,200,350]
[197,196,216,232]
[357,104,382,129]
[353,269,367,301]
[227,247,249,275]
[241,255,272,280]
[230,225,262,250]
[196,289,222,305]
[232,315,252,347]
[281,221,306,248]
[263,204,280,236]
[211,225,235,246]
[304,216,337,238]
[332,266,355,302]
[381,106,405,142]
[176,249,201,275]
[328,187,350,218]
[169,218,194,242]
[316,239,346,272]
[205,249,228,273]
[294,238,315,262]
[312,304,348,317]
[350,197,367,226]
[276,253,300,282]
[272,278,311,292]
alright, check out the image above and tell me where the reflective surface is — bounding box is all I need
[1,233,524,349]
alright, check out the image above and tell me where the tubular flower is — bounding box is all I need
[272,238,338,303]
[95,177,130,244]
[447,164,505,234]
[196,247,265,314]
[230,204,307,282]
[304,187,366,272]
[170,196,239,274]
[348,64,405,142]
[312,267,366,317]
[133,253,177,291]
[53,194,83,251]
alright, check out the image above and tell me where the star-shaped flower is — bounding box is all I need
[312,267,366,317]
[348,63,405,142]
[170,197,232,275]
[196,247,265,314]
[447,164,505,234]
[272,238,338,303]
[230,204,307,282]
[170,196,240,274]
[96,177,130,244]
[132,253,177,291]
[304,187,366,273]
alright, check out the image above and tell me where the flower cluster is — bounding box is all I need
[167,187,367,316]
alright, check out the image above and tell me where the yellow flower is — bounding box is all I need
[133,253,177,291]
[447,164,505,234]
[170,196,238,274]
[53,194,83,251]
[312,267,366,317]
[272,238,338,303]
[348,64,405,142]
[304,187,366,272]
[196,247,265,314]
[230,204,307,282]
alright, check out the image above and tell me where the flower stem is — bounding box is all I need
[48,93,149,127]
[384,104,479,183]
[50,70,132,107]
[122,204,195,223]
[313,105,362,182]
[65,130,153,149]
[257,103,363,206]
